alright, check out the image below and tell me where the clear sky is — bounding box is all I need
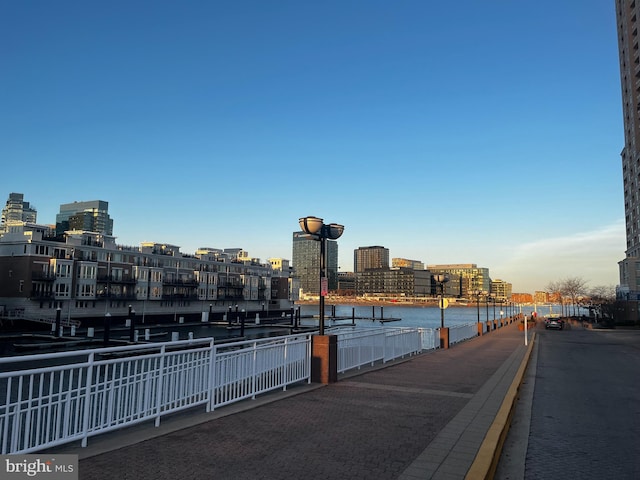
[0,0,625,294]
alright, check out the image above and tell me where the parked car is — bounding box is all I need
[545,317,564,330]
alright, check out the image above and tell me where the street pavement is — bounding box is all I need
[496,324,640,479]
[64,320,530,480]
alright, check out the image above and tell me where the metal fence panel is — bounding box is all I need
[0,335,311,454]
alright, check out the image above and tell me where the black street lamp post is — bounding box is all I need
[434,274,449,328]
[104,312,111,347]
[491,294,496,322]
[299,216,344,336]
[474,290,481,323]
[128,305,136,342]
[55,307,62,338]
[485,296,489,323]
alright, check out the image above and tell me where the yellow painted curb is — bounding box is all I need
[465,332,536,480]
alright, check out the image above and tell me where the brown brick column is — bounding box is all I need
[439,327,450,349]
[477,322,484,336]
[311,335,338,384]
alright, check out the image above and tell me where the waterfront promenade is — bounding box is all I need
[70,321,532,479]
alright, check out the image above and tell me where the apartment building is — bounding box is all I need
[616,0,640,308]
[0,223,293,325]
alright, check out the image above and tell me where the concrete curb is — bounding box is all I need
[465,332,536,479]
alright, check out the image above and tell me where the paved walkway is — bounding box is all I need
[70,322,532,479]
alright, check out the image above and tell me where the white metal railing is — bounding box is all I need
[336,327,425,373]
[0,334,311,454]
[418,327,440,351]
[211,336,310,409]
[448,322,478,345]
[0,323,477,454]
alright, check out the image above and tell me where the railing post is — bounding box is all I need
[207,340,216,412]
[81,352,95,447]
[154,345,166,427]
[251,342,257,399]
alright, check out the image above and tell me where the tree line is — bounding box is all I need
[546,277,616,321]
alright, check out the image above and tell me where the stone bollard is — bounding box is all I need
[477,322,484,336]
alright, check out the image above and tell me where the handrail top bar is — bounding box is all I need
[0,337,216,365]
[0,331,318,366]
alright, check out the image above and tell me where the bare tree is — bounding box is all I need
[546,280,565,316]
[561,277,589,316]
[546,278,589,316]
[588,285,617,322]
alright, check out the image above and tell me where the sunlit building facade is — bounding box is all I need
[354,246,389,273]
[616,0,640,309]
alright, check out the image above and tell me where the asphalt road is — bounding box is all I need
[497,324,640,479]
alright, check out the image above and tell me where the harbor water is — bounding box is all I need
[299,303,559,330]
[1,304,564,358]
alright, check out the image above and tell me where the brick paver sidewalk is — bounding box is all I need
[75,322,529,480]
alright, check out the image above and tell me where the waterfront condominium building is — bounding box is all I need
[490,279,512,302]
[616,0,640,308]
[292,231,339,296]
[1,193,37,233]
[55,200,114,237]
[354,246,389,273]
[0,224,288,324]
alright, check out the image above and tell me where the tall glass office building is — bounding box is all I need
[292,231,339,296]
[55,200,114,236]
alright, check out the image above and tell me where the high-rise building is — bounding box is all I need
[616,1,640,303]
[292,231,339,296]
[56,200,113,236]
[354,246,389,273]
[1,193,37,232]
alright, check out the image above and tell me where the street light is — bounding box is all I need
[474,290,482,323]
[55,307,62,338]
[485,294,490,323]
[299,216,344,335]
[434,274,449,328]
[490,294,496,322]
[104,312,111,347]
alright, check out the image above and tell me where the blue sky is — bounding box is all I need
[0,1,625,293]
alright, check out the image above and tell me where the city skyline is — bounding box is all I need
[0,1,624,293]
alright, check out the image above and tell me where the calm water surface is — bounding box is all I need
[298,304,562,330]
